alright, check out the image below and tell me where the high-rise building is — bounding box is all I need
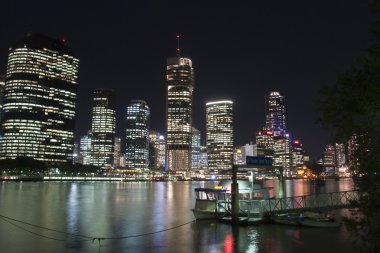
[149,131,166,169]
[90,89,116,168]
[126,100,150,170]
[256,129,274,158]
[348,135,359,169]
[0,33,79,163]
[323,143,346,173]
[273,134,293,176]
[192,127,201,169]
[166,56,194,171]
[206,100,233,170]
[72,141,80,164]
[323,144,335,172]
[199,145,208,169]
[292,140,306,170]
[113,137,122,167]
[265,91,286,136]
[0,75,5,130]
[79,131,92,165]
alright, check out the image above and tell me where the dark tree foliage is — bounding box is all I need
[0,157,47,175]
[319,1,380,251]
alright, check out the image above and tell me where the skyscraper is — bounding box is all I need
[206,100,233,170]
[149,131,166,169]
[0,75,5,130]
[291,140,306,171]
[79,131,92,165]
[256,129,274,158]
[273,134,293,176]
[265,91,286,135]
[126,100,150,170]
[113,137,122,167]
[166,56,194,171]
[0,33,79,163]
[90,89,116,167]
[192,127,201,169]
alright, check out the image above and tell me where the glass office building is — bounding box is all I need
[0,33,79,163]
[206,100,233,170]
[126,100,150,169]
[90,89,116,167]
[166,57,194,171]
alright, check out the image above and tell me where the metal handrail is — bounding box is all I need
[215,190,359,217]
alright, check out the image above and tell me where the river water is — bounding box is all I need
[0,178,356,253]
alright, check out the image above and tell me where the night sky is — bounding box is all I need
[0,0,374,159]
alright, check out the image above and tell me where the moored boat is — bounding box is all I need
[271,212,341,228]
[192,188,228,220]
[192,179,273,220]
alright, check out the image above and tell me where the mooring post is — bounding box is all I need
[231,165,239,225]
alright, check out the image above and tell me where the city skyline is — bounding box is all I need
[0,0,373,159]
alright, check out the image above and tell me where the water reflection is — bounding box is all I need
[0,179,357,253]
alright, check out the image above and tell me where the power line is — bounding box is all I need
[0,213,195,243]
[0,213,92,239]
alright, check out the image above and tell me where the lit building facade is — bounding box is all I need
[292,140,306,170]
[233,147,245,165]
[113,137,122,167]
[323,143,346,173]
[149,131,166,169]
[166,57,194,171]
[273,134,293,176]
[126,100,150,170]
[192,127,201,169]
[256,129,274,158]
[199,145,208,169]
[0,33,79,163]
[79,131,92,165]
[0,75,5,130]
[265,91,286,135]
[90,89,116,167]
[323,144,335,172]
[206,100,233,170]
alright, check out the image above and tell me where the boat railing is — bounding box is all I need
[260,190,359,214]
[215,190,359,217]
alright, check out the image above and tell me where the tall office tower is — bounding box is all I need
[113,137,122,167]
[323,143,345,173]
[292,140,306,171]
[273,134,293,176]
[79,131,92,165]
[256,129,274,158]
[90,89,116,168]
[0,75,5,131]
[148,141,156,169]
[199,145,208,169]
[166,56,194,171]
[72,141,80,164]
[126,100,150,170]
[149,131,166,169]
[265,91,286,136]
[206,100,234,170]
[323,144,336,172]
[0,34,79,163]
[348,135,359,169]
[192,127,201,169]
[334,143,346,171]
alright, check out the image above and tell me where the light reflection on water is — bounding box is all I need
[0,179,356,253]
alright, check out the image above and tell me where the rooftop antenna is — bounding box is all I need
[176,33,180,56]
